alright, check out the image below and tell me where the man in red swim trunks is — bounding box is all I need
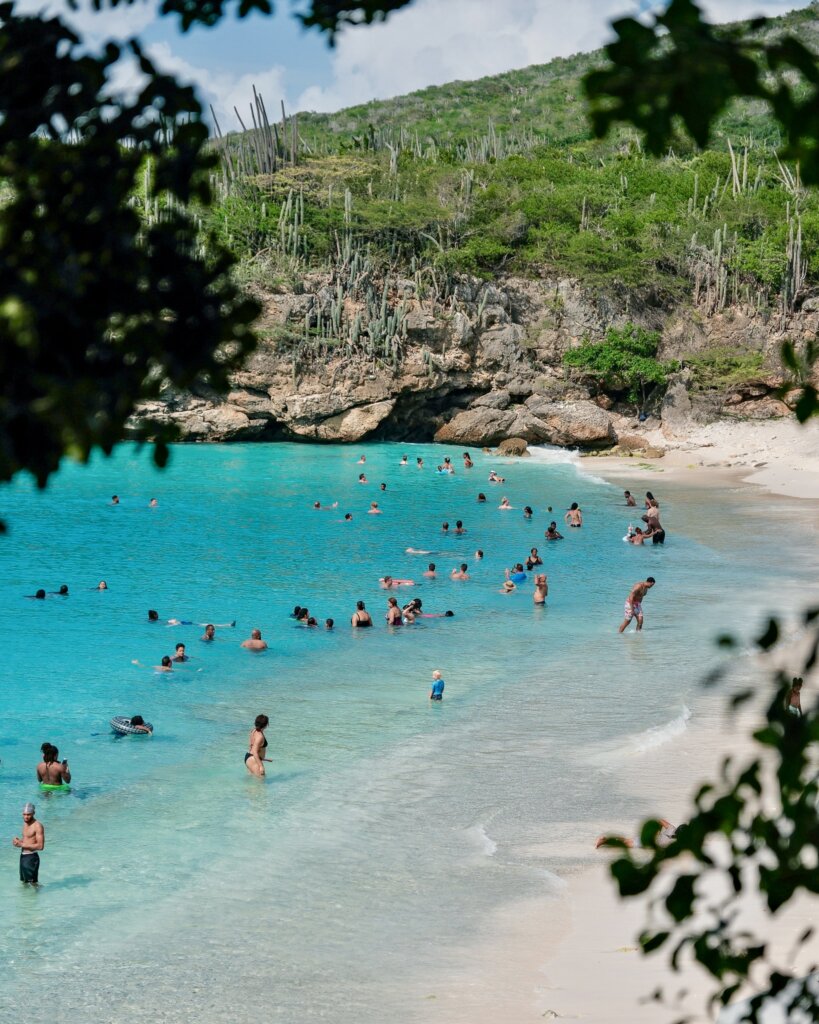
[618,577,656,633]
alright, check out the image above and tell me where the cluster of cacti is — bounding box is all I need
[688,225,735,314]
[211,90,300,183]
[780,205,806,321]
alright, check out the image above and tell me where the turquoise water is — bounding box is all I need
[0,442,816,1022]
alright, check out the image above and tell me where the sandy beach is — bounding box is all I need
[421,417,819,1024]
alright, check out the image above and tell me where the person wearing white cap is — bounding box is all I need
[13,803,44,884]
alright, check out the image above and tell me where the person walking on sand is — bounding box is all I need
[13,803,44,884]
[618,577,656,633]
[430,670,445,702]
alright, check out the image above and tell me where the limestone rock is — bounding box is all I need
[524,396,615,447]
[721,397,791,419]
[471,390,511,410]
[434,407,518,445]
[497,437,530,456]
[615,432,648,452]
[291,400,396,442]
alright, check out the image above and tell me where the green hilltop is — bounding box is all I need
[200,1,819,326]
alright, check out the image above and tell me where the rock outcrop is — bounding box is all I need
[130,271,815,447]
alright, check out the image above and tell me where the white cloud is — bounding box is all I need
[143,41,290,129]
[295,0,807,114]
[15,0,160,43]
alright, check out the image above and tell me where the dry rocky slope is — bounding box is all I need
[134,273,816,451]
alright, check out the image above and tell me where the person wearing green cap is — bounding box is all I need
[13,803,44,884]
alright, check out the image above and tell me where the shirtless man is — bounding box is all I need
[451,563,469,580]
[545,522,563,541]
[368,502,382,514]
[241,629,268,651]
[618,577,656,633]
[423,563,436,578]
[533,574,548,605]
[624,490,637,507]
[380,576,415,589]
[37,744,71,787]
[13,803,44,884]
[172,643,188,662]
[201,624,216,641]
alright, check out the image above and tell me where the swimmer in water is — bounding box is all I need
[325,618,334,630]
[564,503,583,528]
[417,457,424,469]
[423,563,436,578]
[628,527,647,545]
[305,617,318,627]
[405,547,433,555]
[358,455,366,464]
[545,522,563,541]
[477,493,487,503]
[358,473,368,484]
[37,743,71,787]
[400,455,408,466]
[111,495,120,505]
[506,564,527,584]
[380,483,387,492]
[241,629,268,651]
[95,581,108,591]
[380,576,415,588]
[131,655,174,672]
[463,452,473,468]
[171,643,189,663]
[442,522,449,533]
[523,506,533,519]
[127,715,152,734]
[475,549,484,560]
[313,501,339,510]
[149,498,158,507]
[351,601,373,627]
[526,548,543,569]
[28,590,46,600]
[488,470,505,483]
[201,624,216,641]
[386,597,403,626]
[451,563,469,580]
[533,574,548,604]
[368,502,382,514]
[499,580,516,594]
[499,497,512,509]
[624,490,636,507]
[52,585,69,596]
[343,513,353,521]
[443,457,454,474]
[455,520,466,534]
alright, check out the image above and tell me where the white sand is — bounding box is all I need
[581,417,819,500]
[417,415,819,1024]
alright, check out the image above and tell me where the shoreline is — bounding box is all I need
[574,417,819,502]
[421,421,819,1024]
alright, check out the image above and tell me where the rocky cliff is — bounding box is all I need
[132,273,815,449]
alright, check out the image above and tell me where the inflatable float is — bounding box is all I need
[110,716,153,736]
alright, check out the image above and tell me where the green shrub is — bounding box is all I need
[563,322,679,405]
[684,347,765,390]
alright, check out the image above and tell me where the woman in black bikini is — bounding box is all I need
[245,714,270,778]
[351,600,373,627]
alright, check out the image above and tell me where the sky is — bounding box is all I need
[20,0,811,127]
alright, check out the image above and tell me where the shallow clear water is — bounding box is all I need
[0,442,816,1022]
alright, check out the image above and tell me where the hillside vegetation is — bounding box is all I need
[193,1,819,367]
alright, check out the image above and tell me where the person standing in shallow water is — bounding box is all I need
[619,577,656,633]
[13,803,44,884]
[429,670,445,701]
[245,714,271,777]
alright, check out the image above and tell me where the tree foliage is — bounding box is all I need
[563,323,678,406]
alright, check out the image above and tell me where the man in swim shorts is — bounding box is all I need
[618,577,656,633]
[13,803,44,884]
